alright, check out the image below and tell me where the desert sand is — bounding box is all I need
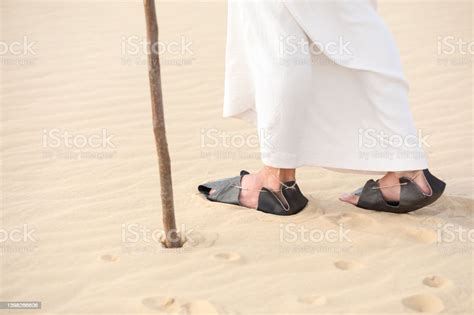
[1,0,473,314]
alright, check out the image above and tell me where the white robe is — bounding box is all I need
[223,0,428,172]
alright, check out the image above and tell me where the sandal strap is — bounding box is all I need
[356,169,446,213]
[198,172,247,206]
[208,175,242,205]
[198,171,308,215]
[257,181,308,216]
[356,179,397,212]
[398,177,428,210]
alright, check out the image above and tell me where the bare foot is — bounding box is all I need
[340,170,432,206]
[210,167,295,209]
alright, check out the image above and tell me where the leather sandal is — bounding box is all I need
[198,170,308,216]
[353,169,446,213]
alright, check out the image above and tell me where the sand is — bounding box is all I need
[1,0,473,314]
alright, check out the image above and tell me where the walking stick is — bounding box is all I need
[143,0,181,248]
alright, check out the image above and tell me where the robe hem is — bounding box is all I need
[222,111,429,174]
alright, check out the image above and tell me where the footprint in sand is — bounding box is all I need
[334,260,362,270]
[183,231,219,248]
[142,296,223,314]
[142,296,178,312]
[181,300,223,315]
[402,294,444,313]
[422,275,451,288]
[100,254,119,262]
[324,212,375,230]
[400,226,437,244]
[212,252,243,263]
[297,295,327,306]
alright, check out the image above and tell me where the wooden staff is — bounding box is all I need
[143,0,181,248]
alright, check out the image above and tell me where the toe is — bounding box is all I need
[339,193,359,205]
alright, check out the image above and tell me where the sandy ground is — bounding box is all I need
[1,0,473,314]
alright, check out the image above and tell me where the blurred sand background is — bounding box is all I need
[1,0,473,314]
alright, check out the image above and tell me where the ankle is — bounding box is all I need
[382,172,399,180]
[383,170,430,194]
[394,170,422,179]
[280,168,296,182]
[257,166,287,191]
[260,170,280,190]
[260,166,295,181]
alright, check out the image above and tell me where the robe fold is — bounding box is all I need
[223,0,428,172]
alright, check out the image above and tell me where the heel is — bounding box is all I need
[423,169,446,199]
[257,182,308,216]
